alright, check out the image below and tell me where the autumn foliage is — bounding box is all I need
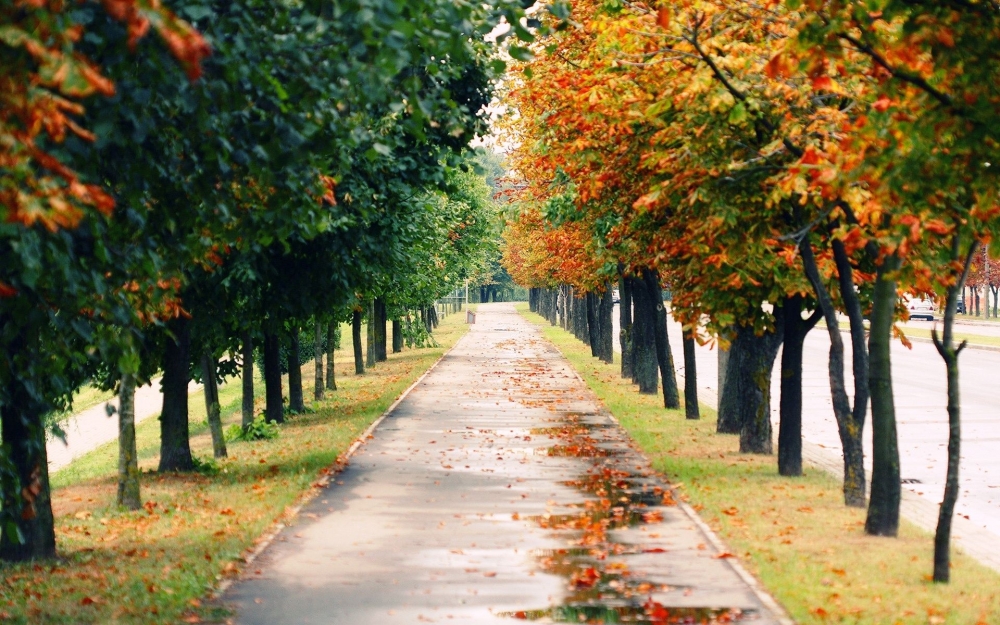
[0,0,209,233]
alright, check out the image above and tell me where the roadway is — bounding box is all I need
[608,305,1000,570]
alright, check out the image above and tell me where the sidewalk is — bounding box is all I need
[221,303,788,624]
[47,379,201,474]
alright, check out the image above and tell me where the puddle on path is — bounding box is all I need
[502,413,756,624]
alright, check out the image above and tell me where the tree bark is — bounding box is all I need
[392,318,403,353]
[352,310,365,374]
[629,276,658,394]
[117,373,141,510]
[642,269,680,409]
[932,238,978,583]
[718,343,730,414]
[367,302,376,367]
[159,316,195,471]
[586,292,599,355]
[620,275,634,380]
[241,331,254,430]
[866,253,903,536]
[776,295,820,476]
[717,320,784,450]
[683,328,699,420]
[374,298,388,361]
[327,321,338,390]
[288,328,305,413]
[201,352,227,458]
[263,330,284,424]
[832,237,870,506]
[0,388,56,561]
[599,285,614,363]
[314,320,325,401]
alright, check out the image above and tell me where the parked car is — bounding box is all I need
[956,300,966,315]
[612,288,620,304]
[905,296,935,321]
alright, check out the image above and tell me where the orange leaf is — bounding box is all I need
[657,7,670,29]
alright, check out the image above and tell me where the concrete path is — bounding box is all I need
[47,380,201,474]
[222,303,787,625]
[611,306,1000,573]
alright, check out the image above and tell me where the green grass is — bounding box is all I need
[0,312,469,624]
[519,303,1000,625]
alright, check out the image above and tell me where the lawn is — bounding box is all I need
[0,310,469,624]
[520,303,1000,625]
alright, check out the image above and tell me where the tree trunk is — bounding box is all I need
[620,275,634,380]
[866,253,903,536]
[642,269,680,410]
[201,352,227,458]
[831,237,870,506]
[683,329,699,420]
[429,305,439,329]
[392,318,403,353]
[629,276,658,394]
[263,330,284,424]
[352,310,365,375]
[159,316,195,471]
[288,329,305,413]
[777,295,820,476]
[0,388,56,561]
[718,343,730,414]
[327,321,338,391]
[717,320,784,451]
[599,285,614,363]
[241,331,254,430]
[314,320,325,401]
[374,298,388,361]
[586,292,599,355]
[931,238,978,583]
[116,373,141,510]
[367,302,376,367]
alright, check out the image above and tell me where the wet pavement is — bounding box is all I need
[222,303,787,624]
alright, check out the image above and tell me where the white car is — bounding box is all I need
[905,296,935,321]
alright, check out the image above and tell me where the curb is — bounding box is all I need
[212,337,464,600]
[523,310,795,625]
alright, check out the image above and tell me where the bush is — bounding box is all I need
[226,415,280,442]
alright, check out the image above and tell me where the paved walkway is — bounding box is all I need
[47,379,201,474]
[222,303,787,624]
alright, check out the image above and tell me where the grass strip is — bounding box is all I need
[519,303,1000,625]
[0,311,468,624]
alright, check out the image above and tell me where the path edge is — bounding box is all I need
[211,333,466,600]
[522,309,797,625]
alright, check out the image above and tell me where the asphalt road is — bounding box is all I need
[610,305,1000,546]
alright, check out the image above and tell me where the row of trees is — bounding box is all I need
[501,0,1000,583]
[0,0,536,562]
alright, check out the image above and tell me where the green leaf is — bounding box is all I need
[728,102,748,125]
